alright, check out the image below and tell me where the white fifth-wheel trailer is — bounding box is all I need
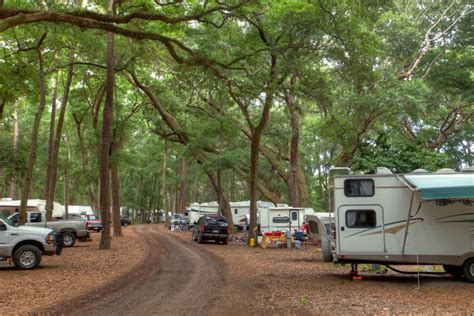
[324,167,474,282]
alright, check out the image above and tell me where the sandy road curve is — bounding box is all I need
[69,225,226,316]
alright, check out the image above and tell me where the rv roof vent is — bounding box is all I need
[461,166,474,173]
[376,167,393,174]
[276,203,288,208]
[411,168,428,174]
[436,168,456,173]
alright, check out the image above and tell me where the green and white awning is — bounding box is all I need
[404,174,474,200]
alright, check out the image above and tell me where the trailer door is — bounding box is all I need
[289,209,300,230]
[338,205,385,253]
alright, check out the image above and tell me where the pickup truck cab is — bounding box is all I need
[8,211,90,247]
[0,214,62,269]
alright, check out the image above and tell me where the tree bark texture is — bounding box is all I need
[19,50,46,225]
[99,0,114,249]
[46,63,74,220]
[111,164,123,237]
[44,73,58,204]
[8,101,19,199]
[179,158,187,212]
[286,75,300,207]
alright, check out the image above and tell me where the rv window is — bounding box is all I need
[344,179,374,197]
[272,216,290,224]
[346,210,376,228]
[234,209,238,215]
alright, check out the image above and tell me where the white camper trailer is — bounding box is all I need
[258,204,316,234]
[229,200,275,227]
[188,202,219,226]
[325,167,474,282]
[0,199,65,218]
[188,201,276,227]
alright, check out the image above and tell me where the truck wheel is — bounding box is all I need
[123,222,128,227]
[197,233,204,244]
[443,265,463,277]
[13,245,42,270]
[62,232,76,247]
[222,238,229,245]
[463,258,474,282]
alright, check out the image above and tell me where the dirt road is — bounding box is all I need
[60,225,226,316]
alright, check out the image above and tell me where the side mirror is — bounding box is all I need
[0,223,7,231]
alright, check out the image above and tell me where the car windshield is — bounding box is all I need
[0,213,14,226]
[88,215,101,220]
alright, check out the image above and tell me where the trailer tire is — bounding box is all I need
[13,245,42,270]
[322,237,333,262]
[463,258,474,283]
[443,265,463,277]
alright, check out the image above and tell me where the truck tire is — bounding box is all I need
[62,232,76,247]
[222,237,229,245]
[463,258,474,283]
[197,233,204,244]
[443,265,463,277]
[13,245,42,270]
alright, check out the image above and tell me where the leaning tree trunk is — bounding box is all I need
[19,50,46,225]
[46,63,74,220]
[99,0,115,249]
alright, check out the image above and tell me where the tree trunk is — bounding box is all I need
[0,95,5,121]
[99,0,115,250]
[8,101,19,199]
[287,94,300,207]
[162,140,168,211]
[111,164,123,237]
[44,73,58,206]
[19,50,46,225]
[179,158,187,212]
[46,63,74,220]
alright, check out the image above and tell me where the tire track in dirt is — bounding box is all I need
[69,225,226,316]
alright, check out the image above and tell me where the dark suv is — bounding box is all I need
[192,214,229,245]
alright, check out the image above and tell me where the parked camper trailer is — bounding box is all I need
[258,204,316,234]
[188,202,219,226]
[326,167,474,282]
[188,201,276,228]
[229,200,275,228]
[0,199,65,218]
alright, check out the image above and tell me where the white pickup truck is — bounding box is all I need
[0,214,62,269]
[8,211,90,247]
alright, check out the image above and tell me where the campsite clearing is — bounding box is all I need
[1,225,473,314]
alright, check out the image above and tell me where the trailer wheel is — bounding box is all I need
[443,265,463,277]
[463,258,474,282]
[13,245,42,270]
